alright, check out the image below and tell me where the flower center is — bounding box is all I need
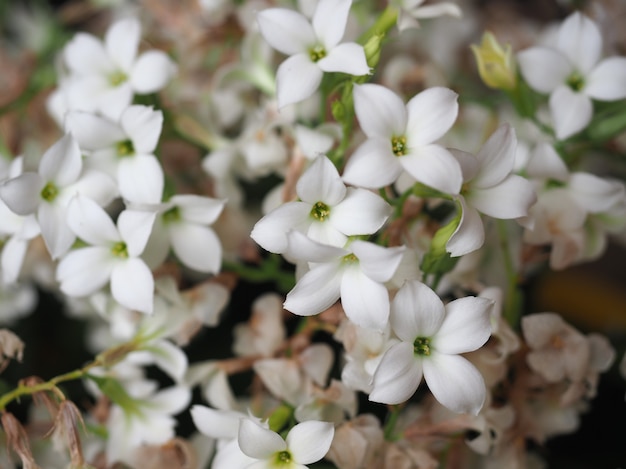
[274,450,292,466]
[309,45,327,62]
[310,201,330,221]
[566,72,585,92]
[40,182,59,202]
[162,206,181,224]
[117,139,135,157]
[342,253,358,264]
[413,337,431,356]
[111,241,129,259]
[109,70,128,87]
[391,135,407,156]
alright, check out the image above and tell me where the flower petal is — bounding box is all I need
[400,145,462,194]
[64,111,125,150]
[170,194,225,225]
[169,223,222,273]
[110,258,154,314]
[57,246,114,297]
[353,84,407,139]
[144,340,188,383]
[118,154,164,204]
[284,230,346,263]
[275,54,323,109]
[525,143,569,182]
[435,296,493,354]
[66,194,120,245]
[422,353,486,415]
[351,241,404,283]
[120,105,163,154]
[549,85,592,140]
[330,188,391,236]
[517,47,572,94]
[148,385,191,415]
[467,175,537,219]
[312,0,351,49]
[446,197,484,257]
[190,405,243,440]
[340,267,390,330]
[342,139,403,189]
[406,87,458,145]
[317,42,369,76]
[370,342,422,405]
[0,173,44,215]
[585,57,626,101]
[296,155,346,205]
[283,262,342,316]
[64,33,113,75]
[391,280,445,342]
[557,12,601,75]
[117,209,156,256]
[38,202,76,259]
[238,419,286,459]
[568,172,625,213]
[130,51,177,94]
[287,420,334,465]
[472,123,516,188]
[39,134,82,186]
[105,18,140,72]
[257,8,315,56]
[250,202,310,254]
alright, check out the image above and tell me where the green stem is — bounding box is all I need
[383,405,402,441]
[496,219,520,328]
[222,257,295,293]
[357,5,398,45]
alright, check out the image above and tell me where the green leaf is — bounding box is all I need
[85,375,140,416]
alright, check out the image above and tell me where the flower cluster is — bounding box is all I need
[0,1,625,468]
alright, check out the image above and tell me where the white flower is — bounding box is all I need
[257,0,370,108]
[65,105,165,205]
[0,134,117,259]
[251,155,391,253]
[237,419,335,469]
[391,0,462,32]
[56,195,156,314]
[342,83,462,194]
[282,231,405,330]
[62,17,177,121]
[517,12,626,140]
[446,124,537,256]
[370,280,492,414]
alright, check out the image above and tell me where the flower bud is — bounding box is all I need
[470,32,517,91]
[363,32,384,70]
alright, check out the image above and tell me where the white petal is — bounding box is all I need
[118,209,156,256]
[400,145,462,194]
[39,134,82,186]
[238,419,286,459]
[64,111,125,150]
[390,280,445,342]
[130,51,177,93]
[330,188,391,236]
[585,57,626,101]
[149,385,191,415]
[170,194,225,225]
[312,0,350,49]
[57,246,114,296]
[64,33,113,75]
[472,123,516,188]
[370,342,422,405]
[257,8,315,56]
[1,237,28,284]
[549,85,593,140]
[97,82,134,121]
[406,87,458,145]
[287,421,334,464]
[170,223,222,273]
[145,339,188,382]
[353,84,407,139]
[66,195,120,245]
[190,405,243,440]
[517,47,572,94]
[250,202,310,253]
[525,142,569,181]
[568,172,625,213]
[340,268,390,330]
[296,155,346,205]
[467,175,537,219]
[422,353,486,415]
[342,139,403,189]
[284,262,342,316]
[557,12,601,75]
[351,241,404,282]
[105,18,140,72]
[284,230,346,263]
[276,53,323,108]
[38,203,76,259]
[446,197,484,257]
[120,105,163,154]
[110,258,154,314]
[69,169,118,207]
[435,296,493,354]
[450,149,479,182]
[0,173,44,215]
[317,42,369,76]
[118,154,164,204]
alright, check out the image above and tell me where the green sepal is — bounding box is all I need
[85,375,140,416]
[268,403,294,434]
[420,207,461,276]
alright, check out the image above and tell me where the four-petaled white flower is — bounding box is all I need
[57,195,156,314]
[237,418,334,469]
[63,17,177,121]
[251,155,392,254]
[517,12,626,140]
[257,0,370,108]
[342,83,463,194]
[446,124,537,256]
[370,280,492,414]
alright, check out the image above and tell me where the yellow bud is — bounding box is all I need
[470,32,517,91]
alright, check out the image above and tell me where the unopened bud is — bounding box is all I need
[363,32,385,70]
[470,32,517,91]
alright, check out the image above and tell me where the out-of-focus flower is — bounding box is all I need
[471,31,517,90]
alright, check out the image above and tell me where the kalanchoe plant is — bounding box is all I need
[0,1,624,468]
